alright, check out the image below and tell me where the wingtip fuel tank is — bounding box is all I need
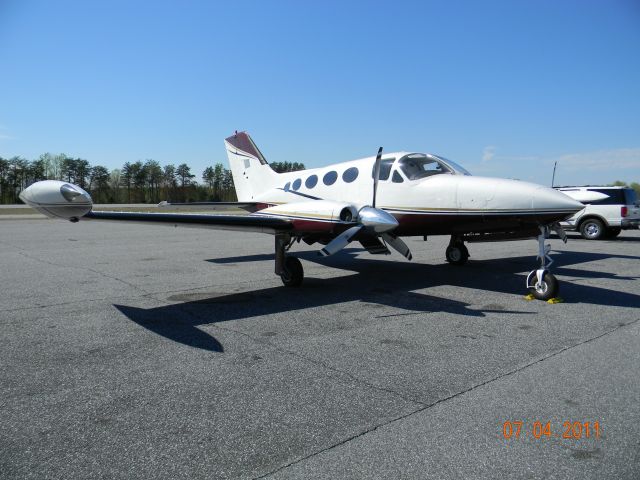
[19,180,93,221]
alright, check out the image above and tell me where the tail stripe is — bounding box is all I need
[225,131,268,165]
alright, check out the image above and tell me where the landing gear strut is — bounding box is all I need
[446,236,469,265]
[526,225,565,300]
[275,234,303,287]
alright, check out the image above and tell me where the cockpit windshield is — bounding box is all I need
[398,154,471,180]
[431,155,472,176]
[399,154,450,180]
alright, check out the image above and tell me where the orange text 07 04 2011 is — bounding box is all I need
[502,421,601,440]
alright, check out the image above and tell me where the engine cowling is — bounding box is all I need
[259,201,359,224]
[19,180,93,221]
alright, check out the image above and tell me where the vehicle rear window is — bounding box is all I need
[625,189,638,205]
[589,189,626,205]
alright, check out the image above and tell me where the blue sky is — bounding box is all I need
[1,0,639,186]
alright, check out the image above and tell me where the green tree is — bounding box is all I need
[90,166,111,203]
[145,159,163,203]
[0,157,9,203]
[8,157,29,203]
[176,163,194,187]
[176,163,195,201]
[75,159,91,188]
[120,162,133,202]
[221,168,236,201]
[270,161,305,173]
[109,169,121,202]
[202,166,215,197]
[131,161,146,202]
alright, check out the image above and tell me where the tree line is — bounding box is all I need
[0,154,306,204]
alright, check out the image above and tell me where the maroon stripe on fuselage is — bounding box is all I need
[289,218,352,234]
[392,211,576,236]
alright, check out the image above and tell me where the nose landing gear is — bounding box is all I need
[526,224,565,300]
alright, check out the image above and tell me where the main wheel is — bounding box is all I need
[605,227,621,238]
[280,256,303,287]
[528,271,559,300]
[446,244,469,265]
[580,218,604,240]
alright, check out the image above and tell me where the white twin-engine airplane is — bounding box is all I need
[20,131,583,300]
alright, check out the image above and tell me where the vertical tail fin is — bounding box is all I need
[224,131,279,201]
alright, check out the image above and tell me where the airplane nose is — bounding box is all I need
[531,186,584,214]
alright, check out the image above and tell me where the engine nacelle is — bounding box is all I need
[19,180,93,221]
[259,200,359,223]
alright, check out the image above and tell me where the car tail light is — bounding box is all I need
[621,206,628,217]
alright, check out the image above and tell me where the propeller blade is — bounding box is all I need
[382,233,413,260]
[372,147,383,208]
[319,225,363,257]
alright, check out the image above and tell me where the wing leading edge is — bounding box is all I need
[84,211,293,234]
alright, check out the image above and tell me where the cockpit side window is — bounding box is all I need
[399,154,452,181]
[371,158,395,181]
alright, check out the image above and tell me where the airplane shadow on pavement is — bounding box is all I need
[114,248,640,352]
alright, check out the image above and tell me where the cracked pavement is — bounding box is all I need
[1,219,639,479]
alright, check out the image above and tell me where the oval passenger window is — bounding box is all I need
[305,175,318,189]
[342,167,359,183]
[323,171,338,185]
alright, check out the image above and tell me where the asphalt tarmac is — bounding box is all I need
[1,218,639,479]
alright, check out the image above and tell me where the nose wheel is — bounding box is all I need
[526,269,559,300]
[525,224,565,300]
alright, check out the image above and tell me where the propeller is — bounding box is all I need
[372,146,383,208]
[381,233,413,260]
[319,147,413,261]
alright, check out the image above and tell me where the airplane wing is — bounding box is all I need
[19,180,409,259]
[18,180,357,236]
[85,211,294,234]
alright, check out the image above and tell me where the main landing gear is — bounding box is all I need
[525,224,565,300]
[275,234,303,287]
[446,236,469,265]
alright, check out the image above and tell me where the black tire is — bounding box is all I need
[528,272,559,301]
[605,227,621,238]
[446,244,469,265]
[579,218,605,240]
[280,256,303,287]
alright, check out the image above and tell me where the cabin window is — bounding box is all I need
[392,171,404,183]
[305,175,318,189]
[323,171,338,185]
[284,182,291,191]
[371,158,394,181]
[342,167,359,183]
[292,179,302,190]
[399,154,451,180]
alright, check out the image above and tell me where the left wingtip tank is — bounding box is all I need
[19,180,93,221]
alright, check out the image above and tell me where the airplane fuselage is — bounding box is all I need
[242,152,582,237]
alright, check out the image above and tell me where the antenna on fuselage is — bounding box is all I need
[372,147,383,208]
[551,161,558,187]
